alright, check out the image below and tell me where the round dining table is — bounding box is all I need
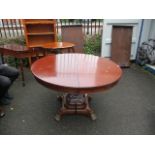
[31,53,122,121]
[42,42,75,53]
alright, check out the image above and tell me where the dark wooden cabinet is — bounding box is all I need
[111,26,133,67]
[61,25,84,53]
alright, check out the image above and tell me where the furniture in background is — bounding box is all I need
[22,19,57,48]
[61,25,84,53]
[22,19,57,57]
[0,44,36,86]
[42,42,75,54]
[111,26,133,67]
[31,53,122,121]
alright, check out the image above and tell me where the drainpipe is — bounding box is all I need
[135,19,144,63]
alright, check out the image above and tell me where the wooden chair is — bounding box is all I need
[61,25,84,53]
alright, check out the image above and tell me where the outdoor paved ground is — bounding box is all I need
[0,64,155,135]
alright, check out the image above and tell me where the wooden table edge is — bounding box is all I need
[33,75,122,94]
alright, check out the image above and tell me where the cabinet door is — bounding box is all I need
[111,26,133,67]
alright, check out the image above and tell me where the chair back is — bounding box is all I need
[61,25,84,53]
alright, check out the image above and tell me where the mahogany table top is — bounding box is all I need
[0,44,35,58]
[42,42,75,49]
[31,54,122,93]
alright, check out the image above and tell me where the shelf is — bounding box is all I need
[25,21,55,24]
[26,24,54,34]
[27,32,55,35]
[27,35,55,47]
[28,44,45,48]
[23,19,57,48]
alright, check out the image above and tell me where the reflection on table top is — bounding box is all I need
[31,54,122,92]
[42,42,75,49]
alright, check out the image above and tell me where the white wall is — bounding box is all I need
[149,20,155,39]
[139,19,155,44]
[139,19,152,44]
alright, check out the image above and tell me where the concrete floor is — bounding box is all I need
[0,64,155,135]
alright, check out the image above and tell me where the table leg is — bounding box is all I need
[57,49,61,54]
[84,94,96,120]
[55,93,96,121]
[72,47,75,53]
[19,58,25,87]
[28,56,32,67]
[42,49,46,57]
[55,94,67,121]
[0,107,5,118]
[68,48,70,53]
[1,53,5,64]
[14,58,18,68]
[35,50,40,59]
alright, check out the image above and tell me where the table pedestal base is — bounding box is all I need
[55,93,96,121]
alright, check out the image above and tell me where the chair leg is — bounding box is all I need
[72,47,75,53]
[68,48,71,53]
[1,53,5,64]
[14,58,18,68]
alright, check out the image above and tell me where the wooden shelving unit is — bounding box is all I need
[22,19,57,48]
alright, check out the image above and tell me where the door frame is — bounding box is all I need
[101,19,142,60]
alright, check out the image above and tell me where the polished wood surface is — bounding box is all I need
[31,53,122,120]
[43,42,75,49]
[42,42,75,54]
[31,54,122,93]
[0,44,33,57]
